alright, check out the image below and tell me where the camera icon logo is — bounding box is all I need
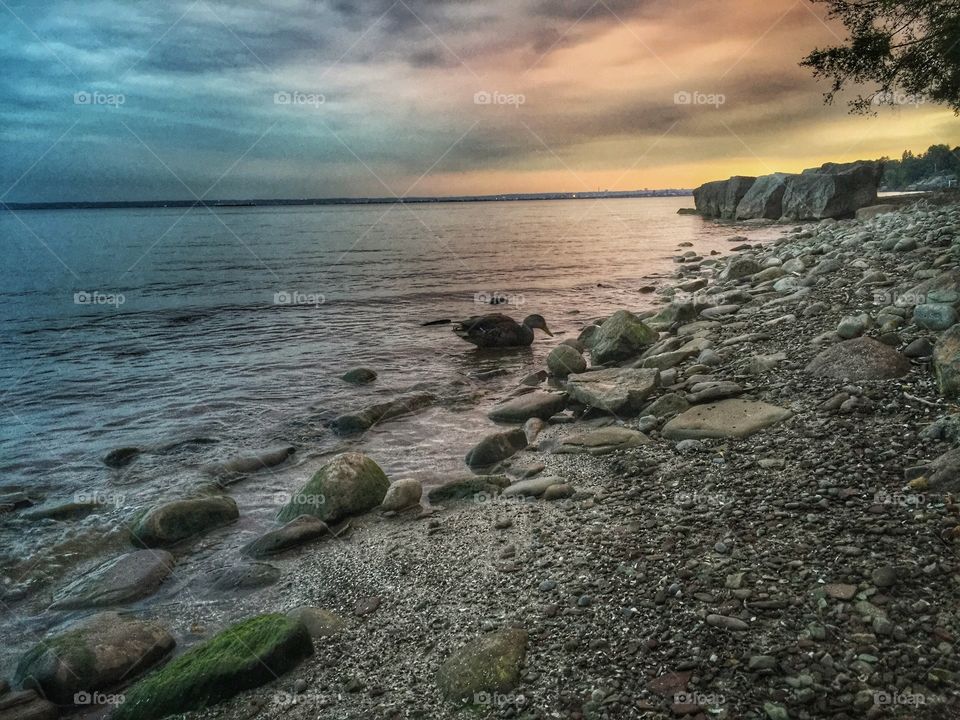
[474,90,492,105]
[274,91,292,105]
[674,90,692,105]
[74,91,91,105]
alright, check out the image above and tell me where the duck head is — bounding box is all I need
[522,314,553,336]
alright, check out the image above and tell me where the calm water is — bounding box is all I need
[0,197,780,673]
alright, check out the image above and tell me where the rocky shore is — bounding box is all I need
[6,197,960,720]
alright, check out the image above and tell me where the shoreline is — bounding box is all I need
[7,199,960,719]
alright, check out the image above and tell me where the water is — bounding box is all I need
[0,197,780,673]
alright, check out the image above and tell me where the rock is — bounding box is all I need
[699,304,740,319]
[465,429,528,470]
[0,492,35,514]
[523,417,546,444]
[211,562,280,590]
[640,393,689,418]
[763,702,790,720]
[705,614,749,631]
[693,176,757,219]
[50,550,174,610]
[781,160,882,220]
[546,345,587,378]
[113,614,313,720]
[519,370,548,386]
[286,607,345,638]
[823,583,857,600]
[502,475,564,498]
[243,515,335,558]
[488,391,568,423]
[555,426,653,454]
[675,439,705,453]
[15,612,175,705]
[543,483,574,500]
[662,399,791,440]
[719,256,760,281]
[735,173,789,220]
[203,446,295,478]
[131,495,239,547]
[855,203,897,220]
[914,303,958,331]
[935,324,960,397]
[748,655,778,671]
[436,629,528,700]
[341,367,377,384]
[103,447,140,468]
[590,310,658,364]
[686,381,743,404]
[22,500,102,521]
[639,350,694,369]
[904,337,935,358]
[806,337,911,380]
[0,689,57,720]
[748,352,787,374]
[907,447,960,493]
[331,393,435,434]
[566,367,660,414]
[836,314,868,339]
[426,474,510,503]
[871,565,898,588]
[277,453,389,523]
[380,478,422,511]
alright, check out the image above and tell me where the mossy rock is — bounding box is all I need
[437,628,528,701]
[113,614,312,720]
[130,495,239,547]
[277,453,389,524]
[15,612,174,705]
[590,310,658,364]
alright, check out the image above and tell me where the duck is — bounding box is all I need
[453,313,553,348]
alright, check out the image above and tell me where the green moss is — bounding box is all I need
[15,627,98,703]
[113,614,312,720]
[277,453,389,523]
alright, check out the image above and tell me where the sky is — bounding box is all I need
[1,0,957,202]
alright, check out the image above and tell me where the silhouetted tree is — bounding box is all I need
[801,0,960,113]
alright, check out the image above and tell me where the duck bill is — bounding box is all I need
[541,324,554,337]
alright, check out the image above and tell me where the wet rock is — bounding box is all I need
[0,689,57,720]
[487,391,568,423]
[341,367,377,384]
[465,429,528,470]
[426,474,510,503]
[51,550,175,610]
[719,256,760,281]
[705,614,749,631]
[203,446,295,478]
[380,478,422,512]
[546,345,587,378]
[22,500,103,521]
[243,515,336,558]
[278,453,389,523]
[103,447,140,468]
[211,562,280,590]
[331,393,435,434]
[436,629,528,700]
[131,495,239,547]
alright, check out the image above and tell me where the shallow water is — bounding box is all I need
[0,197,781,674]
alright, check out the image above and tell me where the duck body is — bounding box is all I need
[453,313,552,349]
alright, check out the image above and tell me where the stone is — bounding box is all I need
[502,475,564,498]
[566,367,660,414]
[640,393,689,418]
[22,500,103,521]
[806,337,911,380]
[735,173,789,220]
[662,399,791,440]
[211,562,280,590]
[103,447,140,468]
[705,614,749,631]
[542,483,574,500]
[523,417,546,443]
[855,203,897,220]
[380,478,422,511]
[331,393,434,433]
[748,352,787,374]
[112,614,312,720]
[286,607,346,638]
[719,256,760,281]
[50,550,175,610]
[203,446,296,478]
[780,160,882,220]
[935,324,960,397]
[590,310,658,364]
[748,655,778,671]
[823,583,857,600]
[904,337,935,358]
[436,629,528,700]
[0,689,57,720]
[426,474,510,503]
[465,429,528,470]
[277,452,389,523]
[836,315,868,339]
[555,426,652,454]
[341,367,377,384]
[907,447,960,493]
[914,303,958,331]
[131,495,239,547]
[487,391,568,423]
[639,350,694,369]
[693,176,757,219]
[871,565,898,588]
[243,515,336,558]
[546,344,587,378]
[686,381,743,404]
[15,612,175,705]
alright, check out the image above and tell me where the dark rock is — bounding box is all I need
[103,447,141,468]
[487,391,568,423]
[331,393,435,434]
[51,550,175,610]
[693,176,757,219]
[436,629,528,700]
[243,515,336,558]
[806,337,911,380]
[277,452,389,523]
[131,495,239,547]
[341,367,377,384]
[465,429,528,470]
[211,562,280,590]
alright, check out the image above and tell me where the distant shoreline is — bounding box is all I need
[1,189,692,212]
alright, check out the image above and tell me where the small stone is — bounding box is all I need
[354,596,382,616]
[822,583,857,600]
[871,565,898,588]
[538,580,557,592]
[705,614,748,631]
[748,655,777,671]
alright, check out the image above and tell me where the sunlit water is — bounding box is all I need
[0,197,782,674]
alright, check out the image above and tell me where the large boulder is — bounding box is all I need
[590,310,658,364]
[806,337,911,380]
[131,495,239,547]
[112,614,312,720]
[465,429,528,470]
[662,399,792,440]
[780,160,882,220]
[51,550,174,610]
[693,176,757,219]
[735,173,789,220]
[437,629,528,701]
[15,612,175,705]
[934,324,960,397]
[277,453,389,523]
[487,391,567,423]
[566,367,660,414]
